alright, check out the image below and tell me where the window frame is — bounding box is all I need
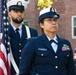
[72,16,76,39]
[23,20,30,26]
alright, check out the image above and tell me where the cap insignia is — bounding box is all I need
[51,8,54,12]
[17,1,22,6]
[55,9,57,12]
[54,15,58,17]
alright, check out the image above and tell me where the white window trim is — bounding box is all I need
[72,16,76,39]
[23,20,30,26]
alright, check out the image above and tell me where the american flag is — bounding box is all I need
[0,0,10,75]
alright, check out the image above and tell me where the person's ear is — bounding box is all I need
[8,12,11,18]
[40,22,44,28]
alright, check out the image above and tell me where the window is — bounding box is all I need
[23,20,30,26]
[72,16,76,39]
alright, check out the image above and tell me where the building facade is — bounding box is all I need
[7,0,76,50]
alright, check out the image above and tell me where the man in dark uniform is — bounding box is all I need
[7,0,38,75]
[19,7,75,75]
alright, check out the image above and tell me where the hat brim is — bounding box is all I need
[38,12,60,23]
[9,5,24,11]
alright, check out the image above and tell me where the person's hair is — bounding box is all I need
[39,19,44,32]
[40,20,43,23]
[39,19,44,23]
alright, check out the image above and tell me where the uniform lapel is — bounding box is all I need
[40,33,55,53]
[9,24,27,41]
[56,35,63,54]
[9,25,19,41]
[20,25,27,42]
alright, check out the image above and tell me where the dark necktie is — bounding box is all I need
[49,39,58,44]
[49,39,58,52]
[15,28,20,40]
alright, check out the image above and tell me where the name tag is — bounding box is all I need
[38,48,47,51]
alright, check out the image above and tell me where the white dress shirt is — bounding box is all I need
[47,35,58,53]
[11,23,22,38]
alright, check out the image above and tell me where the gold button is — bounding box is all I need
[55,56,58,58]
[55,66,58,68]
[19,50,22,52]
[19,57,21,59]
[41,54,44,56]
[19,43,21,45]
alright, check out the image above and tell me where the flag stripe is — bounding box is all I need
[0,58,7,75]
[0,50,7,66]
[0,67,5,75]
[0,0,10,75]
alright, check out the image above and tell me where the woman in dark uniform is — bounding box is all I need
[19,7,75,75]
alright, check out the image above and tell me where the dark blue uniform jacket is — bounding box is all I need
[19,33,75,75]
[8,24,38,75]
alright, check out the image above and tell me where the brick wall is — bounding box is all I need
[24,0,41,35]
[54,0,76,50]
[24,0,76,50]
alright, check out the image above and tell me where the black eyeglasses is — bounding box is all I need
[44,19,58,23]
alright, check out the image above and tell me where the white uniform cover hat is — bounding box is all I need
[7,0,29,10]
